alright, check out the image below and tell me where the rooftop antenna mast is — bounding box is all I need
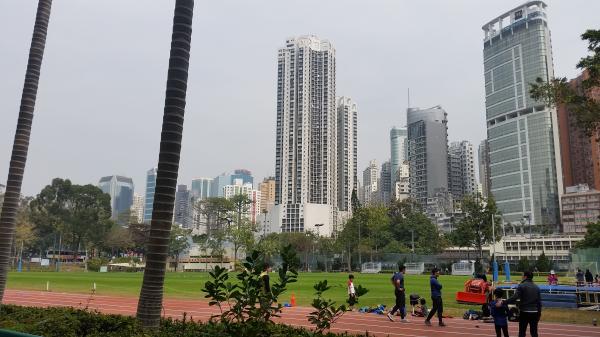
[407,88,410,109]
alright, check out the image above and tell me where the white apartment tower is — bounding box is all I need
[274,35,338,235]
[448,140,477,201]
[337,97,358,215]
[361,160,379,205]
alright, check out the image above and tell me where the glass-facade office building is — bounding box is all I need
[390,127,407,183]
[98,175,134,224]
[482,1,562,230]
[143,168,157,223]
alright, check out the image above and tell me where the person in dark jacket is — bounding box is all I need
[490,288,510,337]
[506,270,541,337]
[425,268,445,327]
[585,269,594,286]
[387,265,408,322]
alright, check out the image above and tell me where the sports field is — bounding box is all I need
[7,271,469,308]
[6,271,598,324]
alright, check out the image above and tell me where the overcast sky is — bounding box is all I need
[1,0,598,197]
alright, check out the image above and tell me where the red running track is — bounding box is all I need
[3,289,599,337]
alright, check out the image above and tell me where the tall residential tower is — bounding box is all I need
[273,35,338,235]
[337,96,358,215]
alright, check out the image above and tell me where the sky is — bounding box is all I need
[0,0,598,197]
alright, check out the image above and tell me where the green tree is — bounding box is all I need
[29,179,114,253]
[0,0,53,303]
[228,194,255,263]
[104,226,133,256]
[279,232,314,271]
[535,252,552,273]
[576,221,600,248]
[255,233,280,262]
[136,0,195,328]
[388,199,444,254]
[169,225,191,271]
[517,257,531,273]
[454,194,502,272]
[194,197,234,235]
[530,30,600,135]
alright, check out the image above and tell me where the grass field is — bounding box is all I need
[6,271,599,325]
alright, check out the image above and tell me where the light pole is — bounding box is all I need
[315,224,324,272]
[358,219,362,272]
[409,229,415,262]
[523,214,532,258]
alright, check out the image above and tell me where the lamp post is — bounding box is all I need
[523,214,532,258]
[409,229,415,262]
[315,224,324,272]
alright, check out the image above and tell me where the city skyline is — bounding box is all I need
[1,1,598,198]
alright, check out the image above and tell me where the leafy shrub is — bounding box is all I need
[202,245,298,336]
[308,280,368,334]
[0,305,371,337]
[87,257,109,272]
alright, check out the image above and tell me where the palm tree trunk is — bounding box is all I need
[0,0,52,304]
[136,0,194,328]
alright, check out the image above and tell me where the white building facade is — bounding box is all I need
[273,35,338,236]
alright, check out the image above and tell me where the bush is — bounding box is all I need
[87,257,109,272]
[0,305,369,337]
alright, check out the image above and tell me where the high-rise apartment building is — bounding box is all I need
[448,141,477,201]
[561,184,600,233]
[407,106,449,208]
[143,168,157,223]
[380,161,392,205]
[98,175,134,224]
[337,96,358,214]
[174,184,192,228]
[259,177,276,213]
[478,140,491,198]
[131,193,144,224]
[273,35,338,235]
[482,1,562,230]
[557,72,600,191]
[191,177,212,201]
[361,160,379,205]
[224,179,261,224]
[393,162,410,201]
[390,127,408,183]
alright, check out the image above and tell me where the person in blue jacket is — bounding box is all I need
[425,268,446,327]
[490,288,510,337]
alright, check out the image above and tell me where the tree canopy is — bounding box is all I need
[530,29,600,136]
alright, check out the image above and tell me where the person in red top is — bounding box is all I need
[547,270,558,285]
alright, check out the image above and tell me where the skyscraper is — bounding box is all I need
[361,160,379,205]
[143,167,157,223]
[98,175,134,224]
[273,35,337,235]
[390,127,408,183]
[258,177,276,213]
[210,173,232,198]
[478,140,491,198]
[337,96,358,214]
[407,106,449,208]
[231,169,254,187]
[131,193,144,223]
[174,184,191,228]
[191,177,212,201]
[224,179,261,224]
[448,141,477,201]
[557,72,600,191]
[380,161,392,205]
[483,1,562,230]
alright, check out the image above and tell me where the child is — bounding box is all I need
[547,270,558,285]
[347,274,356,310]
[412,298,429,317]
[490,288,510,337]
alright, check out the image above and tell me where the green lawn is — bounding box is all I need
[8,271,595,325]
[6,271,474,309]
